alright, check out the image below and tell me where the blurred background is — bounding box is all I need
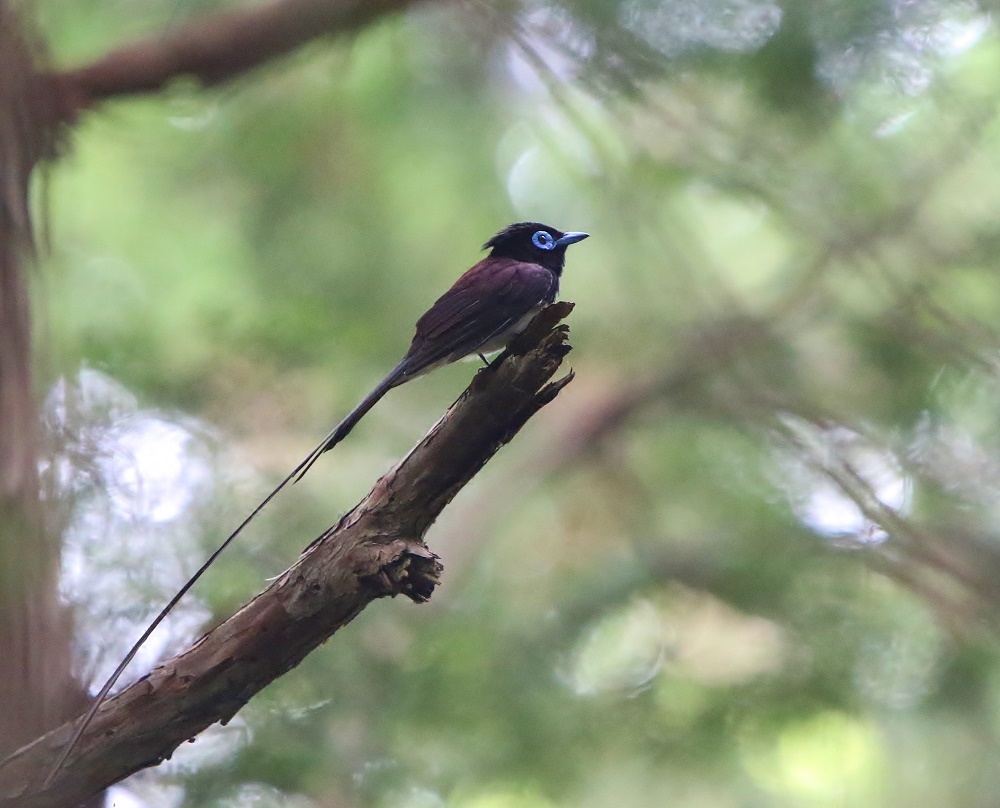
[17,0,1000,804]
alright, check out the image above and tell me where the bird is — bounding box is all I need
[292,221,589,481]
[45,221,588,784]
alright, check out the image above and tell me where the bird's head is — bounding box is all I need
[483,222,589,273]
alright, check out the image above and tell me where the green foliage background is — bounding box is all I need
[33,0,1000,805]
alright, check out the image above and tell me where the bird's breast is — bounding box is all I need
[476,304,543,355]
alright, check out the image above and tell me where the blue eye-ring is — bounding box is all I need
[532,230,556,250]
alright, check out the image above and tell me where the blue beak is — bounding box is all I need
[555,232,589,247]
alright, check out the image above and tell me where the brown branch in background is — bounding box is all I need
[0,304,575,808]
[0,1,64,499]
[53,0,437,107]
[0,0,88,784]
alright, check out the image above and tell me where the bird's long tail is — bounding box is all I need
[44,359,411,786]
[291,359,409,482]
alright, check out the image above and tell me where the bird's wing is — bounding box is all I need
[404,257,556,374]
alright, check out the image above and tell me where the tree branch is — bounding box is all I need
[0,303,575,808]
[53,0,437,106]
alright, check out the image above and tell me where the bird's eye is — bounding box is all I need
[532,230,555,250]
